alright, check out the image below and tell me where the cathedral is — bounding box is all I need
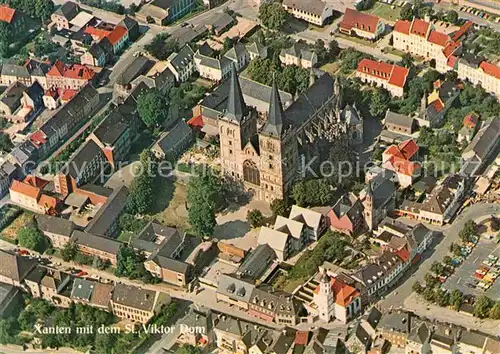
[218,64,363,202]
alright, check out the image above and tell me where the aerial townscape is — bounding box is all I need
[0,0,499,353]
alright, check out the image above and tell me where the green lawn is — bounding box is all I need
[336,32,377,48]
[366,3,401,23]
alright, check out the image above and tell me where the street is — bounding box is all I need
[379,202,500,334]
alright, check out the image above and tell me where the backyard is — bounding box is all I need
[366,3,402,23]
[0,209,31,241]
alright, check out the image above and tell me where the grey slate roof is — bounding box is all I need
[65,139,104,179]
[224,63,247,122]
[55,1,80,21]
[36,214,74,237]
[385,110,414,129]
[169,45,195,72]
[216,274,255,303]
[93,113,129,146]
[0,249,37,283]
[71,230,122,255]
[237,243,276,278]
[459,330,487,349]
[280,42,315,62]
[462,117,500,161]
[261,79,285,137]
[209,12,234,33]
[378,311,412,334]
[154,120,192,155]
[408,322,430,345]
[71,278,95,301]
[246,41,265,55]
[134,222,185,255]
[368,176,396,209]
[85,186,129,236]
[112,283,157,311]
[118,15,138,30]
[224,42,247,62]
[1,82,27,112]
[149,255,189,274]
[1,64,30,78]
[283,0,328,17]
[116,56,153,86]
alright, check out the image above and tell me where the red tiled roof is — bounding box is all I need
[340,8,380,34]
[431,99,444,113]
[394,20,411,35]
[64,64,95,80]
[30,131,47,146]
[389,156,419,176]
[447,55,458,68]
[47,60,68,77]
[331,278,359,306]
[480,61,500,79]
[398,139,419,159]
[44,88,59,99]
[10,180,40,200]
[357,58,409,89]
[0,5,15,23]
[24,175,49,189]
[38,194,58,209]
[295,331,309,345]
[410,18,430,37]
[428,30,450,47]
[188,115,204,128]
[388,65,409,88]
[443,42,460,58]
[106,25,127,46]
[395,246,410,262]
[61,89,77,101]
[450,21,472,42]
[85,26,111,40]
[463,113,479,128]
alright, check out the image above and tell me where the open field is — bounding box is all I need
[366,3,402,23]
[1,211,31,240]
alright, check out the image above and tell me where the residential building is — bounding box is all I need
[9,176,59,214]
[193,43,232,82]
[84,186,128,237]
[339,8,385,40]
[137,0,195,26]
[216,274,254,311]
[25,267,73,307]
[51,1,80,30]
[224,42,250,71]
[362,175,396,231]
[1,64,30,86]
[457,112,479,144]
[327,192,364,235]
[54,140,106,197]
[313,270,362,323]
[46,60,95,90]
[151,120,194,161]
[457,53,500,99]
[88,111,133,168]
[429,324,458,354]
[376,311,414,349]
[130,62,175,94]
[166,45,196,83]
[0,161,17,198]
[0,249,36,287]
[279,42,317,68]
[457,330,489,354]
[35,214,75,248]
[420,80,460,128]
[383,111,416,139]
[392,18,463,73]
[356,58,409,97]
[0,82,27,117]
[289,205,327,241]
[80,38,111,67]
[25,59,50,88]
[42,88,60,110]
[85,24,129,54]
[32,84,99,158]
[382,139,420,188]
[205,12,234,35]
[246,41,267,61]
[119,16,139,41]
[110,283,169,323]
[282,0,333,26]
[71,230,122,265]
[114,55,153,98]
[461,117,500,176]
[133,222,190,287]
[405,322,431,354]
[257,215,307,261]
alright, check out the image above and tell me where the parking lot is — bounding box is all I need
[443,238,500,300]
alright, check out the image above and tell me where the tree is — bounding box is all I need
[18,310,36,331]
[0,133,13,153]
[247,209,263,228]
[490,216,500,232]
[291,179,331,207]
[144,33,178,60]
[447,10,459,24]
[450,289,464,310]
[412,281,423,294]
[489,302,500,320]
[340,48,371,73]
[188,199,217,237]
[0,318,15,345]
[60,241,78,262]
[443,255,453,267]
[423,287,436,303]
[399,53,414,69]
[126,150,155,215]
[137,89,170,127]
[435,288,450,307]
[95,332,117,354]
[175,344,202,354]
[450,242,462,257]
[372,146,384,161]
[369,89,391,118]
[459,220,477,243]
[424,273,438,288]
[259,2,288,30]
[445,70,458,83]
[328,40,340,59]
[400,3,414,20]
[17,225,45,252]
[473,296,494,318]
[314,39,328,64]
[270,199,289,217]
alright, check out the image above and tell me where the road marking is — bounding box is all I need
[457,277,461,284]
[473,257,479,263]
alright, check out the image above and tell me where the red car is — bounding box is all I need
[75,271,88,277]
[16,249,30,256]
[474,272,485,280]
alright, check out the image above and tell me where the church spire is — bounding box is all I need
[262,76,285,137]
[309,67,316,87]
[226,62,247,123]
